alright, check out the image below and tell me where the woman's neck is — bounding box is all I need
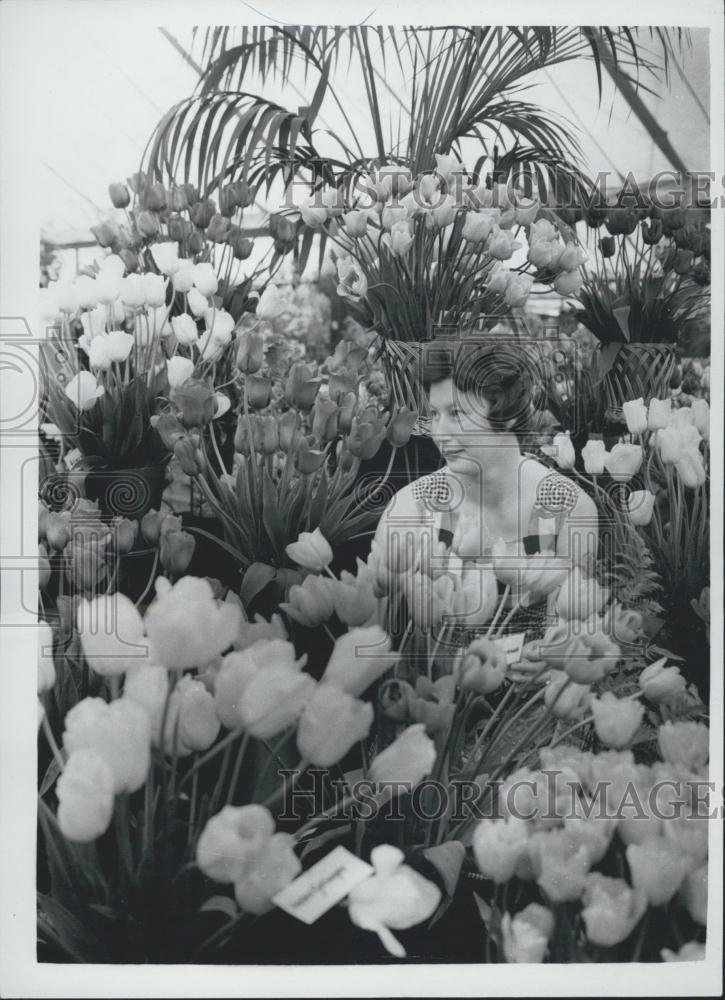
[453,446,524,509]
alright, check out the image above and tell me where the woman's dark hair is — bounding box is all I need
[418,339,534,435]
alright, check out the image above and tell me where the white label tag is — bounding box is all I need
[495,631,526,665]
[64,448,83,471]
[272,845,373,925]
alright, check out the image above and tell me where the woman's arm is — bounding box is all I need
[555,488,599,567]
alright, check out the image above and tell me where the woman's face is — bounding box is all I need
[429,377,501,472]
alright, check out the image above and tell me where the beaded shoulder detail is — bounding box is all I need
[533,471,579,515]
[410,470,453,509]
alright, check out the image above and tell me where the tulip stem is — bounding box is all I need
[179,726,245,789]
[41,714,65,774]
[134,550,160,609]
[262,757,308,810]
[225,733,250,806]
[486,586,511,638]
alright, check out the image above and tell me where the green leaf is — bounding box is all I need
[239,561,277,608]
[299,824,352,861]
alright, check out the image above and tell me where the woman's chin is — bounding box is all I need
[444,452,477,473]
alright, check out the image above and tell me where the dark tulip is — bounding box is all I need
[91,221,120,249]
[231,235,253,260]
[155,412,188,451]
[119,249,139,273]
[169,186,189,212]
[673,249,694,275]
[140,508,165,545]
[190,198,216,229]
[275,216,297,242]
[672,227,690,249]
[108,182,130,209]
[206,214,231,244]
[127,172,147,194]
[230,179,252,208]
[661,207,687,235]
[167,215,189,242]
[171,379,217,428]
[144,183,168,213]
[605,208,638,236]
[160,529,196,575]
[640,219,663,245]
[598,236,616,258]
[245,374,271,409]
[173,437,204,476]
[136,211,160,238]
[219,186,237,217]
[111,517,138,554]
[274,238,294,256]
[188,229,206,254]
[692,261,710,286]
[182,183,199,205]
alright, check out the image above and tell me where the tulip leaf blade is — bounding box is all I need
[240,561,277,609]
[422,839,465,899]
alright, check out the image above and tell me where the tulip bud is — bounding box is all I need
[338,391,357,434]
[144,183,167,212]
[229,179,253,208]
[673,249,694,275]
[231,234,253,260]
[110,516,138,554]
[626,839,692,906]
[233,832,302,915]
[598,236,616,258]
[234,415,254,455]
[638,657,686,702]
[187,229,206,254]
[173,437,204,477]
[190,198,216,229]
[126,171,147,195]
[285,363,320,410]
[119,249,139,273]
[236,331,265,374]
[502,903,555,963]
[458,637,508,694]
[278,410,299,452]
[368,723,436,788]
[311,398,339,443]
[295,438,327,474]
[243,374,270,410]
[171,379,217,427]
[640,219,663,245]
[63,696,151,794]
[259,415,279,455]
[473,817,530,883]
[64,537,109,592]
[622,397,648,435]
[218,185,237,217]
[140,508,165,546]
[206,214,231,243]
[387,408,418,448]
[136,211,160,238]
[91,221,120,249]
[108,182,130,209]
[46,511,72,552]
[159,529,196,576]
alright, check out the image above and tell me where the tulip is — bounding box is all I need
[385,220,414,257]
[173,437,203,477]
[626,837,692,906]
[528,237,562,269]
[214,639,305,728]
[141,273,167,308]
[150,241,180,276]
[239,663,317,741]
[299,196,328,228]
[342,209,368,237]
[143,183,167,212]
[196,804,275,883]
[639,657,687,702]
[590,692,644,749]
[91,220,120,249]
[63,696,151,794]
[458,637,508,694]
[557,243,587,271]
[280,575,336,626]
[275,410,299,453]
[77,593,148,676]
[647,397,672,430]
[332,578,377,629]
[162,674,220,755]
[675,449,707,489]
[321,626,399,696]
[136,210,160,238]
[603,443,643,481]
[231,234,253,260]
[285,527,333,572]
[144,575,242,670]
[347,844,441,958]
[110,516,138,555]
[296,684,374,766]
[553,270,583,296]
[336,256,368,301]
[108,182,130,209]
[56,748,116,842]
[544,670,591,720]
[45,511,71,552]
[236,331,265,374]
[622,397,648,435]
[473,817,530,884]
[691,398,709,438]
[462,210,497,243]
[528,829,592,902]
[228,179,251,208]
[578,438,605,475]
[64,536,109,592]
[172,379,217,428]
[285,363,320,411]
[680,863,707,925]
[542,431,576,470]
[658,721,709,772]
[234,832,302,915]
[368,723,435,789]
[555,567,609,622]
[501,903,554,963]
[504,273,533,308]
[581,873,647,947]
[169,256,194,292]
[159,529,196,576]
[311,398,339,444]
[488,226,520,260]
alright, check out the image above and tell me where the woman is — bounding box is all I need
[373,340,599,643]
